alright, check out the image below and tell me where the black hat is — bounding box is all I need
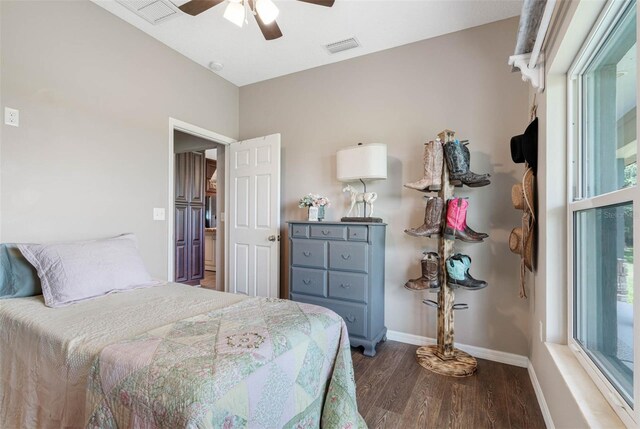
[511,117,538,175]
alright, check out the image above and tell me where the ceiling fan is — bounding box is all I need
[178,0,335,40]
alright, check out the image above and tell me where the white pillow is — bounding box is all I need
[18,234,158,308]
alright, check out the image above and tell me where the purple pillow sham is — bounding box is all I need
[18,234,158,308]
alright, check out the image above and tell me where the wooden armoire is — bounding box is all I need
[174,151,205,285]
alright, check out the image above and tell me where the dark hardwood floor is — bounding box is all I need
[351,341,546,429]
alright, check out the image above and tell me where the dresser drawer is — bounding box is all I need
[291,268,327,297]
[291,224,309,238]
[291,294,367,338]
[291,239,327,269]
[347,226,368,242]
[310,225,347,240]
[329,271,368,303]
[329,242,368,273]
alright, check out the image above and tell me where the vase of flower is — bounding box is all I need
[299,193,330,222]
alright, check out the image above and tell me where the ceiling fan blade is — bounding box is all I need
[246,0,282,41]
[255,15,283,40]
[296,0,335,7]
[178,0,225,16]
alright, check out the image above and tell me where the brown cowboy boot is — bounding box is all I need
[405,252,440,291]
[404,197,444,237]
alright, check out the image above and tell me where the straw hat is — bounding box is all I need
[509,213,533,271]
[511,169,535,212]
[511,184,525,210]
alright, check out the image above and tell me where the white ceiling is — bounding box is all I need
[92,0,522,86]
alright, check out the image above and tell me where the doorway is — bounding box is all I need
[168,119,234,292]
[202,148,219,289]
[168,121,282,298]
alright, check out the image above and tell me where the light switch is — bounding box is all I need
[153,208,166,221]
[4,107,19,127]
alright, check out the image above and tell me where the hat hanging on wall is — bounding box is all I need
[509,214,533,272]
[509,167,536,298]
[511,169,535,213]
[511,117,538,175]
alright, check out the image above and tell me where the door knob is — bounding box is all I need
[268,235,277,242]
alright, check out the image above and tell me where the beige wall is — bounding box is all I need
[0,0,239,278]
[240,17,531,356]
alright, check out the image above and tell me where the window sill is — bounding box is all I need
[546,343,627,428]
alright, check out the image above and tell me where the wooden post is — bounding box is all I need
[415,129,478,377]
[436,130,456,359]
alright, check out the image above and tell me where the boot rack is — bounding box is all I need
[411,129,482,377]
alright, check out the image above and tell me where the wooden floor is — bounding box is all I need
[351,341,546,429]
[200,271,216,289]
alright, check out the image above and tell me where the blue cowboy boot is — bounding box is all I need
[446,255,487,290]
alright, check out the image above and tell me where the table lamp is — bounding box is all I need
[337,143,387,222]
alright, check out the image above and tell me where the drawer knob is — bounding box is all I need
[346,315,356,323]
[341,254,351,260]
[321,230,330,235]
[303,279,311,285]
[303,251,311,257]
[340,283,351,289]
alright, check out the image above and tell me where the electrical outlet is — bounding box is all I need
[153,208,166,221]
[4,107,19,127]
[539,320,544,342]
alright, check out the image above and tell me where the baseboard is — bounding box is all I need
[386,330,529,368]
[527,360,555,429]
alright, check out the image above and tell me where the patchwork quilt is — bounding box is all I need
[85,297,366,428]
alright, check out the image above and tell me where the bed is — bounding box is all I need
[0,283,365,428]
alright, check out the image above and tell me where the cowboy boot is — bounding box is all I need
[405,252,440,291]
[451,254,479,281]
[455,139,491,184]
[464,225,489,240]
[443,198,483,243]
[443,140,491,187]
[462,206,489,239]
[445,256,487,290]
[404,140,443,191]
[405,197,444,237]
[452,253,488,287]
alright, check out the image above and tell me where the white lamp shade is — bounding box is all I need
[337,143,387,182]
[224,1,245,27]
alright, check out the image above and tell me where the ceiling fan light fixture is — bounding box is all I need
[256,0,279,25]
[224,0,245,27]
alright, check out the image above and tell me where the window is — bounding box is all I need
[569,0,637,425]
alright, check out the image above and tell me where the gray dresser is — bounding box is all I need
[288,221,387,357]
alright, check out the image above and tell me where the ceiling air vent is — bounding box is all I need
[325,38,360,54]
[116,0,180,25]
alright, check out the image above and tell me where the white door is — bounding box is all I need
[228,134,281,298]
